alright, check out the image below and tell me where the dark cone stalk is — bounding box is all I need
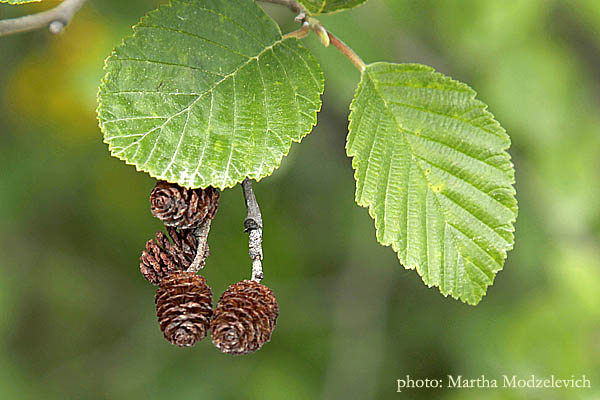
[210,280,278,355]
[140,228,208,285]
[155,271,213,347]
[150,181,219,229]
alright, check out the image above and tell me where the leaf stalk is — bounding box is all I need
[258,0,366,71]
[327,30,366,71]
[283,21,310,40]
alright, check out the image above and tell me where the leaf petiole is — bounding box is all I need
[327,30,366,71]
[283,21,310,40]
[258,0,366,71]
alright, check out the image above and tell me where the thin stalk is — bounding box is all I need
[283,21,310,40]
[242,179,264,282]
[328,31,366,71]
[188,219,212,273]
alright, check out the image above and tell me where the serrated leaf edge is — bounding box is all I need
[347,62,517,305]
[97,0,324,190]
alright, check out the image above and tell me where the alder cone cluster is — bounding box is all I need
[155,271,213,347]
[150,181,219,229]
[210,280,279,355]
[139,227,209,285]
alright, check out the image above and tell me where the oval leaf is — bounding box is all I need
[98,0,324,189]
[347,63,517,305]
[297,0,368,16]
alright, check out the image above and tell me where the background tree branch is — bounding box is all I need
[0,0,89,37]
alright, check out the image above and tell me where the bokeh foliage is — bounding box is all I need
[0,0,599,399]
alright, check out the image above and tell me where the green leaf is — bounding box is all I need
[97,0,323,189]
[297,0,368,16]
[0,0,41,4]
[347,63,517,305]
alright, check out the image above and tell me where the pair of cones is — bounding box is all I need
[139,181,278,355]
[155,272,278,354]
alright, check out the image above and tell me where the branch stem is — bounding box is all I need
[257,0,365,71]
[241,178,264,282]
[0,0,89,37]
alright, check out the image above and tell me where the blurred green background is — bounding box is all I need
[1,0,599,399]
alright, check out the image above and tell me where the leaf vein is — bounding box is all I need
[112,37,287,159]
[136,24,252,59]
[109,57,227,75]
[413,153,513,214]
[402,126,504,171]
[389,100,500,137]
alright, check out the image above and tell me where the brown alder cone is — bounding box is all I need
[140,227,209,285]
[155,271,213,347]
[210,280,279,355]
[150,180,219,229]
